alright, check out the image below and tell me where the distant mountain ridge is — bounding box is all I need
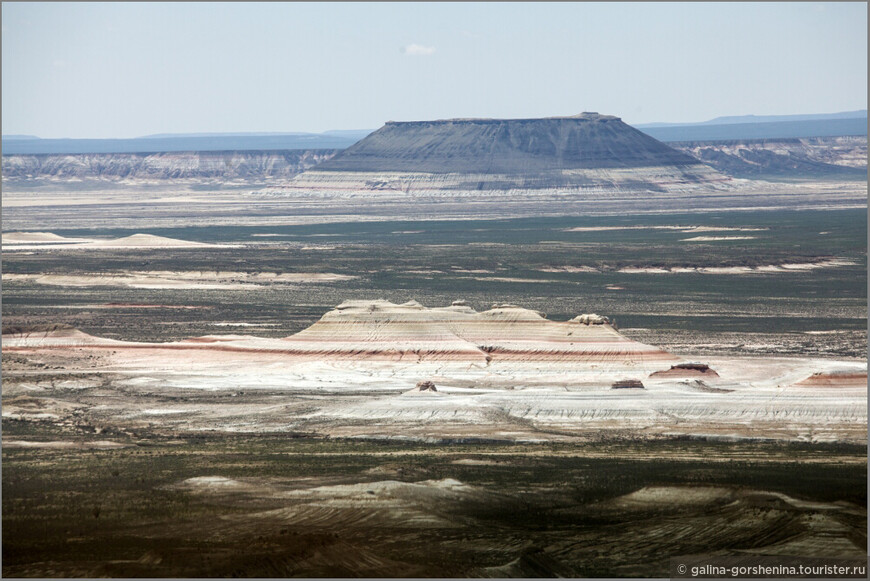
[139,130,375,140]
[3,111,865,154]
[0,131,375,155]
[636,110,867,127]
[639,118,867,143]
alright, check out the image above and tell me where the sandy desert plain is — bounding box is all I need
[2,161,869,577]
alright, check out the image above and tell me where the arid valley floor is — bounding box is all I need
[2,166,868,576]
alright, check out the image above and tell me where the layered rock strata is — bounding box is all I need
[280,300,671,362]
[1,149,336,182]
[4,300,671,364]
[3,301,866,442]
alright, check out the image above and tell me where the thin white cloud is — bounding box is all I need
[403,44,435,56]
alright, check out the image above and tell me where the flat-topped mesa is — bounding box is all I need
[386,111,620,125]
[281,300,672,362]
[290,113,727,192]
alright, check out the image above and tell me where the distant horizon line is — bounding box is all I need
[4,109,866,141]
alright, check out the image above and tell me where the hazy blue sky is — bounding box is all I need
[2,2,866,138]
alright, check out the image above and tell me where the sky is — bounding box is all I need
[2,1,867,138]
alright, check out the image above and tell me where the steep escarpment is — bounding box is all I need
[1,149,339,183]
[671,136,868,180]
[291,113,727,192]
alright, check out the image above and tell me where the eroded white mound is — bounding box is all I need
[86,233,213,248]
[282,300,671,362]
[2,231,91,244]
[2,232,233,250]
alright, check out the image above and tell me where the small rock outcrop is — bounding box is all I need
[612,379,645,389]
[571,314,610,325]
[416,381,438,392]
[650,362,719,378]
[676,363,712,372]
